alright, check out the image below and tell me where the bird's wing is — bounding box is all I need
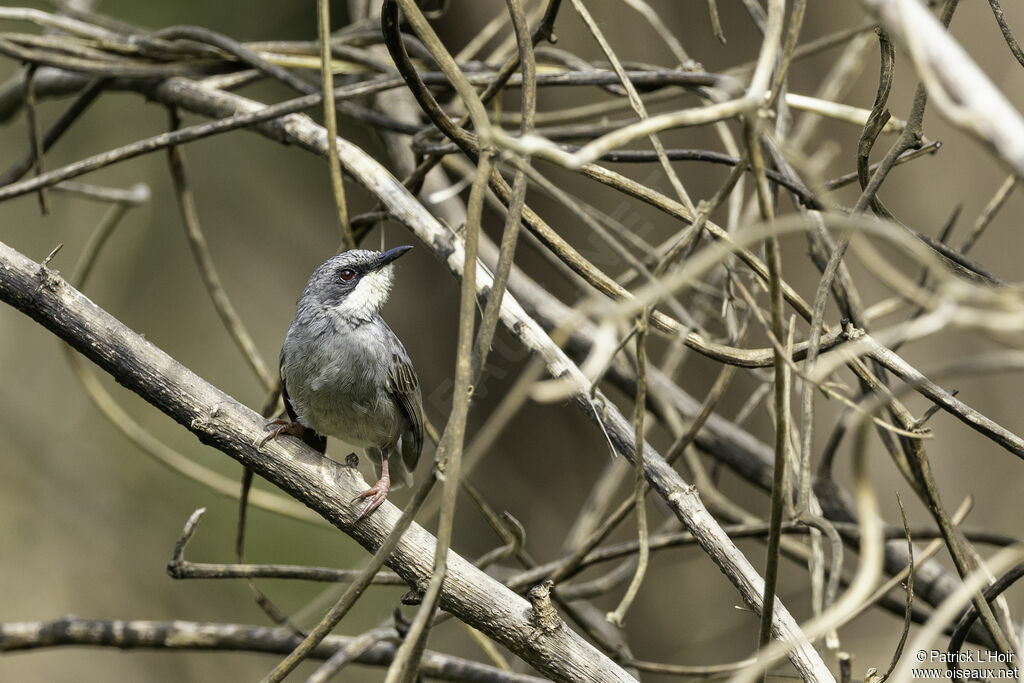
[387,350,424,472]
[279,353,327,454]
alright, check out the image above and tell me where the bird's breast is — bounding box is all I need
[282,320,402,449]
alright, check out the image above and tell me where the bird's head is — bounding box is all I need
[302,246,412,321]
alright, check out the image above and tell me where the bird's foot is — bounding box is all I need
[259,418,306,448]
[353,477,391,520]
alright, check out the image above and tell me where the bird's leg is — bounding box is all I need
[353,448,391,520]
[259,418,306,448]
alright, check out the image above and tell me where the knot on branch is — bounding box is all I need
[527,580,560,636]
[34,264,62,294]
[189,405,222,433]
[840,319,864,341]
[667,484,699,507]
[412,575,431,595]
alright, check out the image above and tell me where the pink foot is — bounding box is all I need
[352,448,393,521]
[259,418,306,448]
[352,478,391,520]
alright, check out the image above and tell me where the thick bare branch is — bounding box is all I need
[0,240,633,683]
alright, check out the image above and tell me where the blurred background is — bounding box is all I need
[2,0,1024,680]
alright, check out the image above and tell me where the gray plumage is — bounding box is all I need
[277,247,423,490]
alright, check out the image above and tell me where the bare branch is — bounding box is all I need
[0,241,633,683]
[0,617,547,683]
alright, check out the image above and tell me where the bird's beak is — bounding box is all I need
[374,245,413,270]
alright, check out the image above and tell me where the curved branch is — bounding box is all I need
[858,0,1024,176]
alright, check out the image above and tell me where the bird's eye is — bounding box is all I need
[339,269,356,281]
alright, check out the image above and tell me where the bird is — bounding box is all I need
[261,246,423,520]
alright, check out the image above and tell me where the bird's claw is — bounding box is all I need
[259,418,304,448]
[353,479,390,520]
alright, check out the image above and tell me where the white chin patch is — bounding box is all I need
[338,267,394,320]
